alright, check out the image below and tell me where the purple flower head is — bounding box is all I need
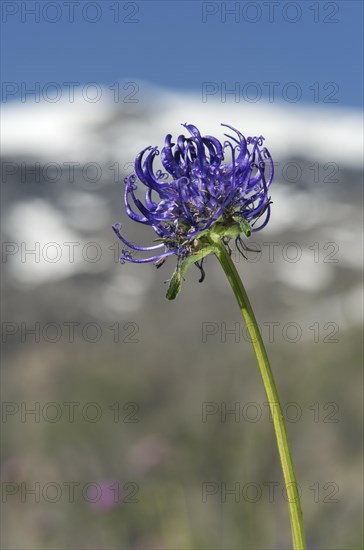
[113,123,273,298]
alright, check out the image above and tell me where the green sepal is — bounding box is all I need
[233,217,252,237]
[166,245,217,301]
[209,217,252,240]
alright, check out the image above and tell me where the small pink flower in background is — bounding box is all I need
[128,435,168,475]
[89,480,121,512]
[1,456,28,482]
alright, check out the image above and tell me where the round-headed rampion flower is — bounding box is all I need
[113,123,273,298]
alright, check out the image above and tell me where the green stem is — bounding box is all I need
[209,235,306,550]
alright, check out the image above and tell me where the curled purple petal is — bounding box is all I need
[112,223,164,251]
[121,249,177,264]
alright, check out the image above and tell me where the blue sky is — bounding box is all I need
[1,0,363,107]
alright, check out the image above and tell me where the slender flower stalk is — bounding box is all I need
[113,123,306,548]
[208,232,306,549]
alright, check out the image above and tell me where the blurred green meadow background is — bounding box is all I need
[1,86,363,549]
